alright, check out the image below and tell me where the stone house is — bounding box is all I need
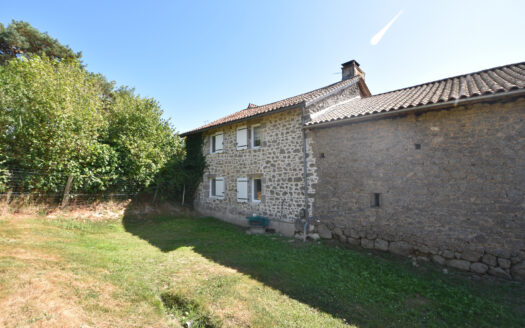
[181,60,525,280]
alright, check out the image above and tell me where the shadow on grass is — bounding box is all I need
[122,208,524,328]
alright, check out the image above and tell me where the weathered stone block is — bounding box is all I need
[317,224,332,239]
[482,254,497,267]
[389,241,413,256]
[442,250,454,259]
[489,267,511,279]
[447,259,471,271]
[366,231,377,240]
[470,262,488,274]
[333,227,345,241]
[510,262,525,280]
[417,245,430,254]
[461,248,483,262]
[432,255,446,265]
[374,239,389,251]
[511,256,521,264]
[498,258,511,269]
[347,237,360,245]
[493,249,511,259]
[361,238,375,249]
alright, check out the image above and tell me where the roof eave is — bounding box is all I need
[180,102,306,137]
[305,89,525,130]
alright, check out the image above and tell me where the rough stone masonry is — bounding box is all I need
[193,108,318,236]
[308,97,525,280]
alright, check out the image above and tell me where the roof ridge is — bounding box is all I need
[371,61,525,98]
[307,61,525,127]
[251,76,359,109]
[181,76,363,135]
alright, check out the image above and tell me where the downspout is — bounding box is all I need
[300,102,310,241]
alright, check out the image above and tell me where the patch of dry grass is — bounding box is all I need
[0,215,180,328]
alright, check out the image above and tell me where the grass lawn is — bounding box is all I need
[0,214,523,327]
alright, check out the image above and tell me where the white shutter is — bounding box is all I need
[236,127,248,150]
[236,178,248,202]
[215,133,224,152]
[216,177,225,198]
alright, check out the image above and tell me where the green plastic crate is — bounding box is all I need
[247,215,270,228]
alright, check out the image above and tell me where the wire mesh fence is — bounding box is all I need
[0,167,140,206]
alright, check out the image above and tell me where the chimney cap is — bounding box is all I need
[341,59,360,68]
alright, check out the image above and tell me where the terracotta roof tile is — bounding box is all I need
[307,62,525,126]
[181,76,362,135]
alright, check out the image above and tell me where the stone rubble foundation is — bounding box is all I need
[295,222,525,281]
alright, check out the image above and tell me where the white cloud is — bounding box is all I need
[370,10,403,46]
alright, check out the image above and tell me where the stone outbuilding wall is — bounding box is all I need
[193,107,318,236]
[308,98,525,280]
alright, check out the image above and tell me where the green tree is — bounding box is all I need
[0,20,81,65]
[104,88,183,191]
[0,56,118,192]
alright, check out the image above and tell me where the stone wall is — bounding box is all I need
[308,98,525,280]
[194,107,318,236]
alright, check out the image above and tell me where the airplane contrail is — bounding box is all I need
[370,10,403,46]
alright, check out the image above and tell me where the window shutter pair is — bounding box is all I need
[236,178,248,202]
[236,127,248,150]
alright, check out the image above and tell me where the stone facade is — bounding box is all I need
[194,107,318,236]
[308,97,525,279]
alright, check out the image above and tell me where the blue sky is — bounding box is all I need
[2,0,524,132]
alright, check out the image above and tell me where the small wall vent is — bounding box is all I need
[371,193,381,208]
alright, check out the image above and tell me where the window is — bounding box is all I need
[210,132,224,154]
[252,178,262,202]
[236,126,248,150]
[371,193,381,208]
[209,177,225,199]
[237,178,248,203]
[251,125,262,148]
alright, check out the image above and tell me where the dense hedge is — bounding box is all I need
[0,56,183,194]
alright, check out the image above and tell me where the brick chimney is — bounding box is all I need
[341,60,365,80]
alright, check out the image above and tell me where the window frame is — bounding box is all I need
[210,131,224,154]
[251,124,262,149]
[252,178,262,203]
[209,177,225,199]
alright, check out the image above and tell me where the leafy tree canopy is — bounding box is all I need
[0,56,183,194]
[0,56,116,192]
[0,20,81,65]
[0,21,189,200]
